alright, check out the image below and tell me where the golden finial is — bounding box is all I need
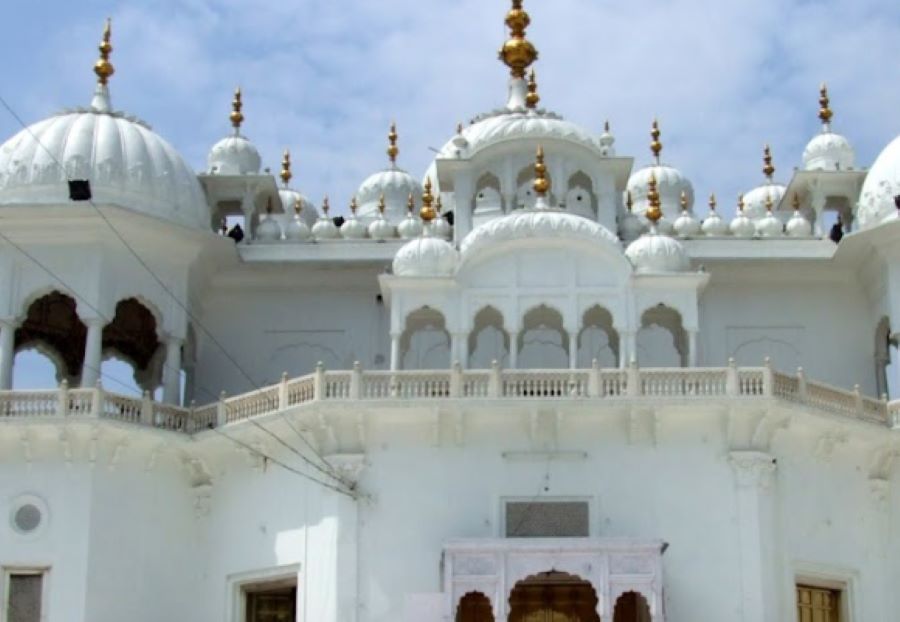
[456,122,464,135]
[499,0,538,79]
[708,193,717,212]
[762,144,775,179]
[378,194,386,214]
[604,120,611,132]
[792,193,801,211]
[819,83,833,126]
[533,145,550,196]
[280,149,292,187]
[650,119,662,163]
[420,178,436,222]
[93,18,115,85]
[350,197,358,215]
[765,193,774,213]
[645,172,662,223]
[407,192,415,214]
[626,190,634,212]
[387,122,399,165]
[293,198,303,215]
[322,196,330,215]
[737,194,746,213]
[526,69,540,109]
[680,191,689,213]
[229,88,244,130]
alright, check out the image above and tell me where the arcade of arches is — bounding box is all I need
[0,291,189,404]
[455,572,651,621]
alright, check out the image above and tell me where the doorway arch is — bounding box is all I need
[455,591,495,622]
[612,591,652,622]
[508,571,600,622]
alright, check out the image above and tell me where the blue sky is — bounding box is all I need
[1,0,900,392]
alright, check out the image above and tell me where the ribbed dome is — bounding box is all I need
[785,209,812,237]
[368,211,395,241]
[355,168,422,224]
[803,132,855,172]
[625,230,690,273]
[673,209,701,238]
[393,231,458,277]
[857,134,900,230]
[755,210,783,238]
[627,164,695,222]
[0,89,211,231]
[256,214,283,242]
[460,208,620,259]
[730,211,756,238]
[279,188,318,227]
[743,183,786,221]
[284,214,312,242]
[207,135,261,176]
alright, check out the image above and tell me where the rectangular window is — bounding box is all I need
[797,584,841,622]
[243,580,297,622]
[4,571,44,622]
[505,500,589,537]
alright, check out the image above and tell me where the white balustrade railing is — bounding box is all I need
[0,361,895,431]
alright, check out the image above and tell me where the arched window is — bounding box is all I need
[508,571,599,622]
[515,165,554,210]
[15,291,86,386]
[637,305,686,367]
[518,305,568,369]
[103,298,162,393]
[613,591,652,622]
[474,172,503,226]
[12,347,63,390]
[578,305,619,368]
[469,306,509,368]
[400,307,451,370]
[566,171,595,219]
[455,592,494,622]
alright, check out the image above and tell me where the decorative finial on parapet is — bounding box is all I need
[280,149,292,187]
[230,87,244,132]
[526,69,540,109]
[708,193,718,213]
[533,145,550,197]
[650,119,662,165]
[762,144,776,180]
[94,18,115,85]
[499,0,538,78]
[420,178,436,223]
[322,196,330,216]
[680,191,689,213]
[737,193,746,214]
[645,173,662,224]
[626,190,634,212]
[378,194,386,215]
[387,122,399,166]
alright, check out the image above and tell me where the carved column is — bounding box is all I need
[162,336,183,405]
[0,318,17,390]
[729,450,778,622]
[80,317,105,388]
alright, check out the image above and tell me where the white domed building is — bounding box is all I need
[3,8,900,622]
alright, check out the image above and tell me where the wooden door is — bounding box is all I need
[246,586,296,622]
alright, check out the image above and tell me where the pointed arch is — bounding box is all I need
[518,304,568,369]
[469,305,510,368]
[400,306,451,370]
[566,171,596,218]
[102,298,163,389]
[455,591,494,622]
[613,590,652,622]
[578,305,619,368]
[637,304,686,367]
[14,291,87,381]
[508,571,600,622]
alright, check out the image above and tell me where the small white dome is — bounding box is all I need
[673,209,701,238]
[340,215,367,240]
[279,188,318,227]
[312,213,339,240]
[700,198,729,236]
[397,211,423,240]
[368,212,395,241]
[743,183,786,220]
[786,209,812,237]
[356,168,422,224]
[625,229,690,273]
[730,210,756,238]
[626,164,694,222]
[432,214,452,240]
[0,87,211,231]
[256,214,283,242]
[393,230,458,277]
[598,123,616,157]
[857,133,900,230]
[208,134,261,176]
[285,214,312,242]
[755,210,783,238]
[803,131,855,172]
[619,210,646,242]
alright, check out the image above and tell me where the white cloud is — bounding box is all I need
[1,0,899,217]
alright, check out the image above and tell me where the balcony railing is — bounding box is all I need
[0,361,895,433]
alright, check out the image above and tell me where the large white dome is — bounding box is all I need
[858,134,900,230]
[627,164,694,221]
[803,132,855,172]
[356,168,422,225]
[0,92,211,231]
[625,230,690,273]
[207,135,261,176]
[743,182,787,221]
[393,232,458,277]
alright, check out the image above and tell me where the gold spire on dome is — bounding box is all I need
[792,193,801,211]
[526,69,540,109]
[499,0,538,79]
[322,196,330,215]
[293,198,303,215]
[680,191,689,213]
[456,122,464,135]
[350,197,359,215]
[280,149,292,187]
[762,144,776,180]
[533,145,550,196]
[93,18,115,85]
[765,193,774,213]
[230,88,244,130]
[420,178,437,222]
[407,192,415,214]
[650,119,662,164]
[645,173,662,223]
[626,190,634,212]
[378,194,386,214]
[737,194,746,213]
[604,120,611,132]
[709,193,718,212]
[387,122,399,165]
[819,83,833,126]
